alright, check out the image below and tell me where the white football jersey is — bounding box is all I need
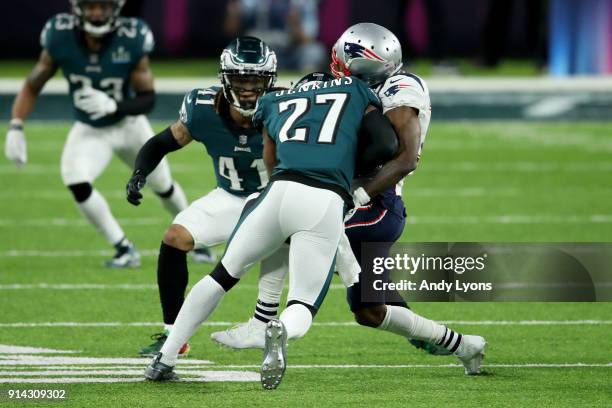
[374,72,431,159]
[373,73,431,196]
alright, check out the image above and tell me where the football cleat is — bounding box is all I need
[210,318,266,349]
[190,247,216,264]
[260,319,287,390]
[104,241,141,268]
[454,335,486,375]
[138,331,190,357]
[408,338,452,356]
[144,352,179,381]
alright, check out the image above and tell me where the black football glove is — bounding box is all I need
[126,169,147,206]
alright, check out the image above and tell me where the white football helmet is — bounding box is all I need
[331,23,403,86]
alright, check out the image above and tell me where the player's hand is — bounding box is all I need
[126,170,147,206]
[352,187,371,207]
[75,88,117,121]
[5,120,27,168]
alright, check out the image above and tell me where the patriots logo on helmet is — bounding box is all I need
[384,83,411,97]
[343,42,385,62]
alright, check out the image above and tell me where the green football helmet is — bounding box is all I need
[293,71,335,90]
[219,36,277,116]
[70,0,125,37]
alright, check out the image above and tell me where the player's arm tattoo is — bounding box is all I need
[362,106,420,197]
[170,120,194,146]
[26,49,58,94]
[129,56,154,92]
[262,128,277,176]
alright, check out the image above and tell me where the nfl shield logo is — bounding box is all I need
[239,135,248,145]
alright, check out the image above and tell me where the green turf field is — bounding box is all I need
[0,122,611,407]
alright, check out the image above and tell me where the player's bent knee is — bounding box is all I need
[163,224,194,251]
[354,305,386,327]
[154,184,174,199]
[67,182,93,203]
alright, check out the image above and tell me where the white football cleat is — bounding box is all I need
[454,335,486,375]
[190,247,216,264]
[261,319,287,390]
[210,318,267,349]
[105,242,141,268]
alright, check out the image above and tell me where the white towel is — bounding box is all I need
[335,231,360,287]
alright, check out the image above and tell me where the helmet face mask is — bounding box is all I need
[219,36,277,116]
[70,0,125,38]
[330,23,403,87]
[224,75,269,113]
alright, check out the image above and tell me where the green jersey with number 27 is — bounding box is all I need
[253,76,381,193]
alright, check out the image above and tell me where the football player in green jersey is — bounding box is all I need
[144,72,400,389]
[4,0,189,268]
[126,36,287,357]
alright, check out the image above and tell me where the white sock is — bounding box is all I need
[163,324,173,333]
[258,247,288,304]
[254,247,288,322]
[158,182,188,216]
[159,275,225,367]
[279,304,313,339]
[77,189,124,245]
[378,305,447,344]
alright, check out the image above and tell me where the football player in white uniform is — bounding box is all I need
[4,0,189,267]
[211,23,487,375]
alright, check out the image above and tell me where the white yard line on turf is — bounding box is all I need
[0,356,213,365]
[0,345,77,354]
[2,161,612,174]
[0,364,609,372]
[0,320,610,329]
[0,372,259,383]
[196,363,612,369]
[0,187,525,199]
[2,282,611,290]
[2,214,612,231]
[0,283,337,291]
[0,249,161,257]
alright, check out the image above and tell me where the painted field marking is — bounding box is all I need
[0,356,213,365]
[0,320,610,329]
[205,363,612,369]
[2,214,611,233]
[1,282,610,291]
[2,161,612,175]
[0,372,259,383]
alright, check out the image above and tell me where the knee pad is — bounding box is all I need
[286,300,318,318]
[67,182,93,203]
[155,184,174,199]
[210,262,239,292]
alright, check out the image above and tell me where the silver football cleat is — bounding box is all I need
[260,319,287,390]
[105,241,141,268]
[144,352,179,381]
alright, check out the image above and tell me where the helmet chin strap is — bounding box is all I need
[227,87,256,117]
[235,106,255,117]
